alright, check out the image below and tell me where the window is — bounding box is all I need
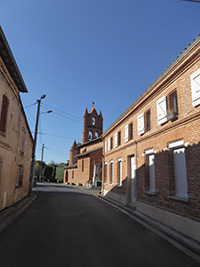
[167,91,178,120]
[110,137,113,150]
[168,140,188,199]
[145,149,155,193]
[191,68,200,107]
[117,159,122,186]
[157,92,178,125]
[129,123,133,140]
[16,164,23,187]
[145,110,151,132]
[92,117,95,125]
[109,161,113,184]
[20,128,26,155]
[94,132,98,139]
[88,131,92,141]
[104,163,107,183]
[82,159,84,172]
[118,131,121,146]
[105,140,107,153]
[72,170,74,179]
[0,94,9,133]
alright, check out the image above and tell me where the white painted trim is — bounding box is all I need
[145,148,154,155]
[117,158,122,162]
[104,162,107,165]
[109,160,114,164]
[169,140,184,149]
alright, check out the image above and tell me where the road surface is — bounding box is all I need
[0,183,199,267]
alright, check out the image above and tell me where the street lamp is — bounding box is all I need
[29,95,52,193]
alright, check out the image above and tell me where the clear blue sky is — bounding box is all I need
[0,0,199,164]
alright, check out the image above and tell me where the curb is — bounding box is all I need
[98,195,200,264]
[0,192,37,233]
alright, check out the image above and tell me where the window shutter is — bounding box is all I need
[125,125,129,142]
[0,95,9,132]
[191,68,200,107]
[156,96,167,125]
[114,132,118,148]
[137,113,145,135]
[108,138,110,151]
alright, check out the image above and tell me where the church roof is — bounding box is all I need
[70,140,77,151]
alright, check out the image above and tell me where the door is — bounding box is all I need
[130,156,136,203]
[173,147,188,198]
[149,154,155,193]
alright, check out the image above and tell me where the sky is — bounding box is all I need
[0,0,199,164]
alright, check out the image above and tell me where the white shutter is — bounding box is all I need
[108,138,110,151]
[114,132,118,148]
[105,140,107,153]
[125,125,129,142]
[191,68,200,107]
[156,96,167,125]
[137,113,145,135]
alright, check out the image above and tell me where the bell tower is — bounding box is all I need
[82,102,103,144]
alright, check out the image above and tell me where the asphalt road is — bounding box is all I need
[0,183,199,267]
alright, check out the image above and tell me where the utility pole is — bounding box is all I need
[29,95,46,194]
[39,144,45,181]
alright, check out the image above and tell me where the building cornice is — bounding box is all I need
[0,26,28,93]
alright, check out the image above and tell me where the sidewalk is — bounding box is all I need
[98,195,200,264]
[0,192,36,233]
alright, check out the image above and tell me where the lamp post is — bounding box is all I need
[29,95,52,193]
[39,144,45,182]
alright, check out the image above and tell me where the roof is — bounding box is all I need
[77,136,102,148]
[65,163,77,170]
[0,26,28,93]
[103,33,200,136]
[74,147,102,158]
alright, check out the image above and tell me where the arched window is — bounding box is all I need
[88,131,92,141]
[92,117,95,126]
[94,132,98,139]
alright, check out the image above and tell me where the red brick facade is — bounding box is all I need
[102,35,200,242]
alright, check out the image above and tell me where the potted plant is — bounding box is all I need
[167,109,177,121]
[86,180,93,189]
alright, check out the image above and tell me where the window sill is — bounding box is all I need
[15,185,22,189]
[168,196,189,203]
[116,183,122,188]
[145,191,156,196]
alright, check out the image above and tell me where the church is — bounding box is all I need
[64,104,103,187]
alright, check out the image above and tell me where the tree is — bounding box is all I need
[34,161,46,180]
[43,165,53,181]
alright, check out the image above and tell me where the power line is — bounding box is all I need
[45,146,67,155]
[38,132,81,141]
[41,103,83,121]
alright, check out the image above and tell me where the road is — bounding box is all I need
[0,183,199,267]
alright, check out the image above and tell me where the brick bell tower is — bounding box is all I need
[82,102,103,144]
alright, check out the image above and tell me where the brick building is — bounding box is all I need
[0,27,33,211]
[102,34,200,242]
[64,104,103,186]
